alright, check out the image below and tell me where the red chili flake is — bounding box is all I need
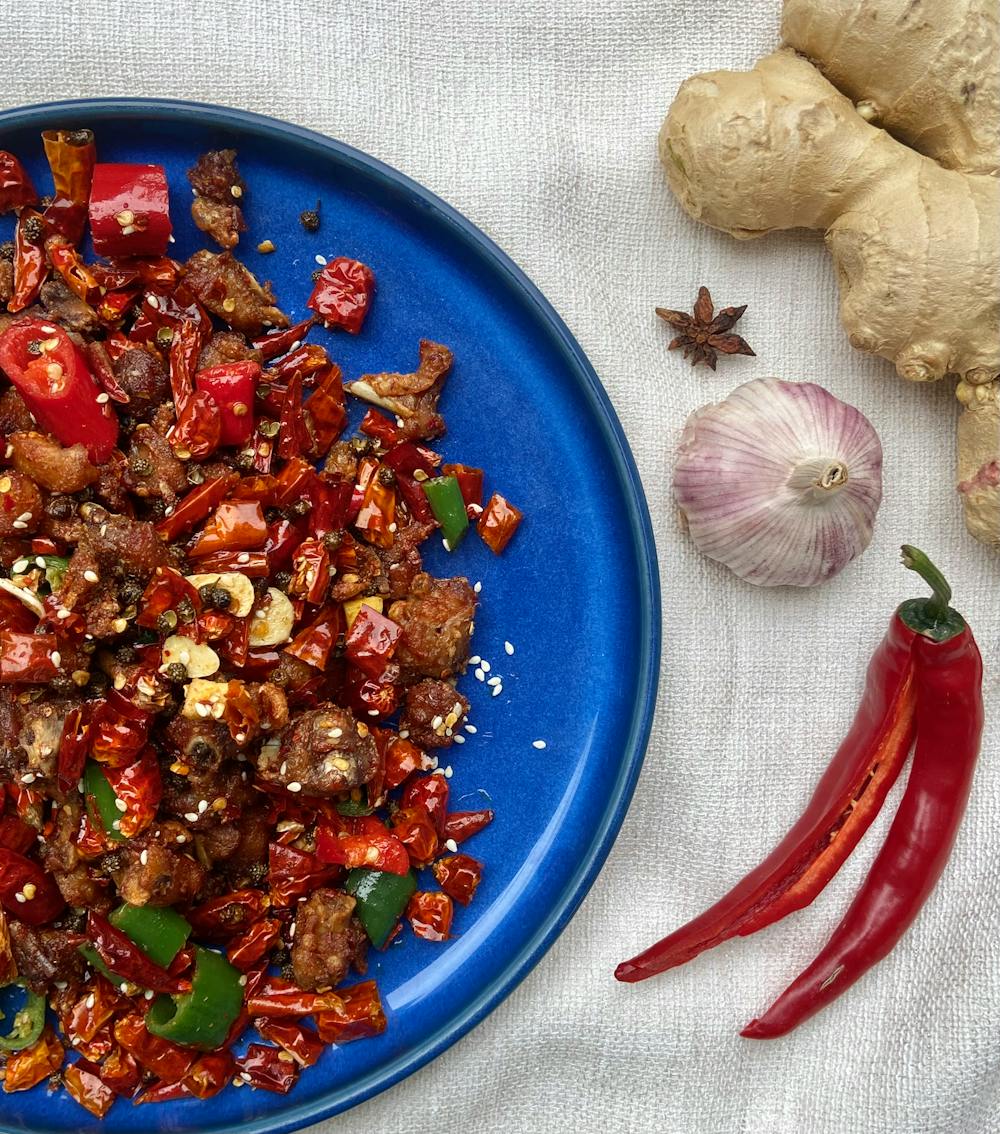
[313,980,387,1045]
[406,890,454,941]
[432,854,484,906]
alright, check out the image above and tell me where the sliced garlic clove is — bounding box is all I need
[185,572,256,617]
[673,378,883,587]
[0,577,46,618]
[181,678,230,720]
[249,588,295,647]
[161,634,220,679]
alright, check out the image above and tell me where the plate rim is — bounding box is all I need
[0,96,661,1134]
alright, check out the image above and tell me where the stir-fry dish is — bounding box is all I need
[0,130,522,1114]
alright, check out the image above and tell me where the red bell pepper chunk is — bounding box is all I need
[307,256,375,333]
[89,163,172,259]
[344,605,402,678]
[154,474,237,541]
[0,631,60,684]
[0,847,65,924]
[402,774,450,836]
[86,912,191,994]
[195,360,259,446]
[0,151,37,213]
[0,318,118,462]
[441,809,495,845]
[477,492,523,554]
[251,316,316,361]
[432,853,484,906]
[406,891,453,941]
[189,499,268,558]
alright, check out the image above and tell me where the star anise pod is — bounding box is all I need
[656,286,755,370]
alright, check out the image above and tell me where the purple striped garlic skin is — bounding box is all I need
[673,379,883,587]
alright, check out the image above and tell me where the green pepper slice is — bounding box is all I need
[41,555,70,591]
[110,904,191,968]
[336,787,375,817]
[82,760,125,842]
[0,985,46,1052]
[346,868,417,948]
[421,476,469,550]
[145,947,243,1050]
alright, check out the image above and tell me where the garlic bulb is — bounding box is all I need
[673,378,883,587]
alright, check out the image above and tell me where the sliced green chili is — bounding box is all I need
[0,985,46,1052]
[82,760,125,842]
[421,475,469,550]
[346,867,417,948]
[110,903,191,968]
[145,947,243,1050]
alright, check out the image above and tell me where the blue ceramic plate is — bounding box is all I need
[0,99,659,1134]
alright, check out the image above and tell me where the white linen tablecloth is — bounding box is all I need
[3,2,998,1131]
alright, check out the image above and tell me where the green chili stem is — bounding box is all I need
[900,545,952,619]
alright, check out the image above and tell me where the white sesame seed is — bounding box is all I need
[85,994,96,1010]
[442,538,451,551]
[140,849,149,865]
[198,799,208,813]
[237,552,250,564]
[469,656,481,665]
[50,651,61,668]
[315,254,327,266]
[195,702,211,717]
[179,650,191,665]
[474,668,485,681]
[111,820,121,831]
[56,608,71,619]
[11,520,27,530]
[144,989,155,1000]
[20,773,35,784]
[184,812,199,822]
[288,922,296,939]
[329,727,342,739]
[480,660,491,673]
[388,522,397,533]
[16,511,32,524]
[431,715,443,729]
[464,723,477,734]
[235,731,246,743]
[238,974,248,986]
[11,559,28,573]
[83,569,99,583]
[119,983,129,994]
[114,797,128,812]
[14,892,25,903]
[279,761,288,775]
[367,708,380,716]
[504,641,514,655]
[96,392,110,404]
[287,781,302,793]
[443,765,453,779]
[487,676,501,687]
[176,834,186,843]
[452,734,465,744]
[492,684,503,697]
[240,1072,253,1083]
[473,581,482,593]
[445,839,458,853]
[532,740,547,750]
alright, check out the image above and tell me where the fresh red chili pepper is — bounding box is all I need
[307,256,375,333]
[103,748,161,838]
[0,847,65,924]
[0,151,37,213]
[3,1028,64,1092]
[170,388,221,461]
[226,917,283,972]
[64,1060,116,1118]
[477,492,523,554]
[442,462,484,508]
[288,537,330,605]
[285,604,341,670]
[42,195,88,246]
[0,631,59,684]
[441,809,494,845]
[86,912,191,994]
[392,805,439,866]
[235,1043,299,1094]
[315,824,410,876]
[154,474,237,541]
[344,605,402,678]
[432,854,484,905]
[57,703,92,793]
[277,370,309,459]
[42,129,96,209]
[313,980,387,1045]
[402,775,450,836]
[189,499,268,557]
[113,1014,194,1082]
[88,691,153,768]
[268,842,338,906]
[254,1018,325,1067]
[8,209,47,313]
[741,548,984,1039]
[195,360,259,446]
[46,238,103,305]
[0,318,118,461]
[359,408,400,446]
[251,316,316,361]
[186,890,271,941]
[89,163,172,259]
[406,891,453,941]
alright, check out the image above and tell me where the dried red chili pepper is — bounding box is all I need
[84,341,131,404]
[344,662,401,721]
[285,605,341,670]
[187,889,271,941]
[0,590,38,635]
[171,389,221,461]
[307,256,376,334]
[0,151,37,213]
[277,370,310,459]
[135,567,202,635]
[315,823,410,876]
[154,473,237,541]
[441,809,494,845]
[254,1018,325,1067]
[269,343,331,385]
[189,499,268,557]
[46,238,104,305]
[432,853,484,905]
[57,703,92,793]
[383,735,430,789]
[2,1028,63,1093]
[344,605,402,678]
[42,128,95,209]
[359,408,399,447]
[130,285,211,352]
[392,805,439,866]
[264,516,305,573]
[63,977,122,1049]
[86,912,191,994]
[0,631,60,684]
[226,917,283,971]
[196,549,270,577]
[251,315,315,361]
[103,748,162,837]
[0,847,64,924]
[406,891,453,941]
[288,538,330,604]
[42,194,88,245]
[88,691,152,768]
[113,1014,195,1081]
[235,1043,299,1093]
[195,360,259,446]
[0,812,37,855]
[183,1051,236,1099]
[98,1046,142,1098]
[64,1060,116,1118]
[303,364,346,456]
[354,467,396,548]
[268,842,338,906]
[313,980,386,1044]
[442,462,484,507]
[395,472,435,525]
[245,976,344,1018]
[402,774,450,836]
[477,492,523,554]
[8,209,47,312]
[133,1080,192,1105]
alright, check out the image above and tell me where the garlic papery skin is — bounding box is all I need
[673,378,883,587]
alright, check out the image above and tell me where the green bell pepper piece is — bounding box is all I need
[0,986,45,1052]
[346,867,417,948]
[145,947,243,1050]
[41,555,70,591]
[421,475,469,550]
[82,760,125,843]
[109,904,191,969]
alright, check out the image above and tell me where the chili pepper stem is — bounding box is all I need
[900,545,951,619]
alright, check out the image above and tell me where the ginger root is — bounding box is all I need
[660,0,1000,548]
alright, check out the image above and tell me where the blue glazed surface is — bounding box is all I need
[0,99,660,1134]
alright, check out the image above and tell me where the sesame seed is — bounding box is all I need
[504,641,514,655]
[20,773,35,784]
[329,727,343,739]
[231,184,243,199]
[179,650,190,665]
[83,569,99,583]
[388,522,397,532]
[279,761,288,775]
[367,708,379,716]
[184,812,199,823]
[464,723,477,734]
[176,834,186,843]
[56,608,71,619]
[431,715,443,730]
[16,511,32,524]
[111,820,121,831]
[144,989,155,1000]
[114,797,128,812]
[235,731,246,743]
[532,740,547,750]
[96,392,110,404]
[139,849,149,866]
[453,734,465,744]
[445,839,458,853]
[492,684,503,697]
[22,883,36,899]
[14,892,25,903]
[39,745,52,757]
[287,781,302,793]
[487,676,501,687]
[197,799,208,813]
[315,254,327,266]
[11,520,27,530]
[481,660,491,673]
[442,537,451,551]
[288,922,296,938]
[11,559,28,573]
[85,994,96,1010]
[120,983,129,994]
[474,668,485,681]
[238,974,248,986]
[473,581,482,593]
[237,552,250,564]
[469,655,481,665]
[50,651,61,668]
[443,766,453,779]
[240,1072,253,1083]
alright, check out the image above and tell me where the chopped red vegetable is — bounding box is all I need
[406,891,454,941]
[195,360,259,446]
[477,492,523,553]
[307,256,375,334]
[0,151,37,213]
[89,163,173,259]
